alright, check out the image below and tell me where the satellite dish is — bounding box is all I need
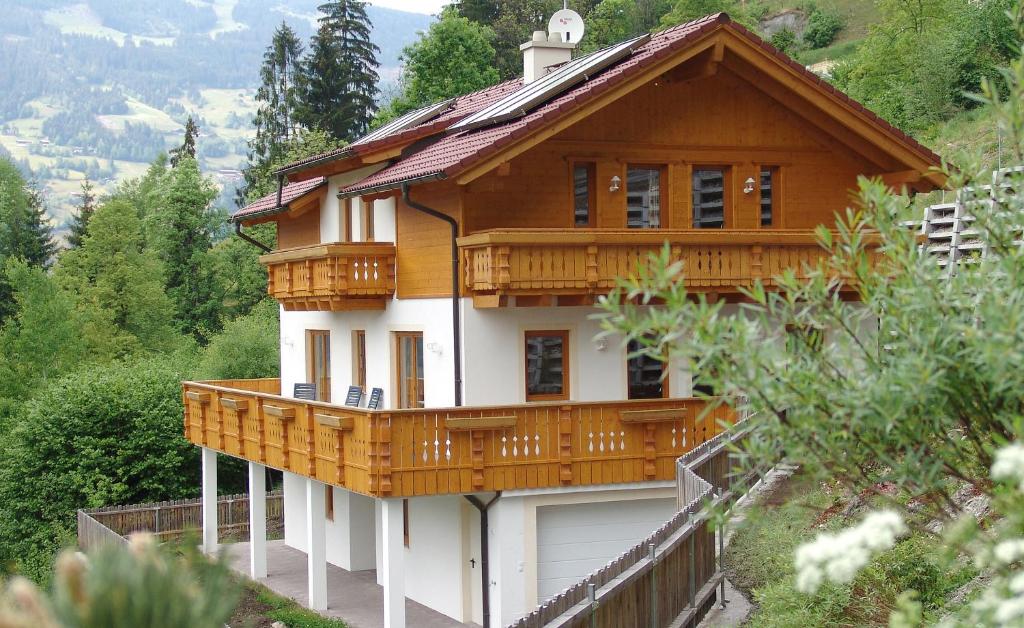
[548,9,585,45]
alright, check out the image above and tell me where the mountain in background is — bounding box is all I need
[0,0,433,231]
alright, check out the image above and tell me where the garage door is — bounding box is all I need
[536,498,677,601]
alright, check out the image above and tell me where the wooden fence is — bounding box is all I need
[508,417,757,628]
[77,491,283,552]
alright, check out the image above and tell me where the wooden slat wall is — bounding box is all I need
[277,206,321,249]
[395,182,463,298]
[183,380,736,499]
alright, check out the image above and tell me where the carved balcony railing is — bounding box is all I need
[261,243,396,311]
[183,379,737,498]
[458,229,839,305]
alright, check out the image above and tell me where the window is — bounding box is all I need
[306,330,331,402]
[692,168,726,228]
[573,162,595,227]
[395,332,424,409]
[352,330,366,391]
[403,499,410,547]
[525,330,569,401]
[342,198,352,242]
[627,339,667,399]
[626,166,662,228]
[361,199,375,242]
[760,167,777,227]
[326,485,334,521]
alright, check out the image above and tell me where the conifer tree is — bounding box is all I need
[297,0,381,141]
[244,23,305,204]
[169,116,199,167]
[67,178,97,249]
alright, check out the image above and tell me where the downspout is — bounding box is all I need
[401,182,463,407]
[275,173,284,208]
[234,221,271,253]
[465,493,501,628]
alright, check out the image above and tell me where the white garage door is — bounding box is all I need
[536,498,677,601]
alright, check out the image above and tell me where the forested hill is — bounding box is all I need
[0,0,431,229]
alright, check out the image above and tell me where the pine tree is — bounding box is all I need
[67,178,97,249]
[244,23,305,205]
[297,0,381,141]
[169,116,199,167]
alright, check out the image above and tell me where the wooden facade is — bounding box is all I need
[183,379,735,499]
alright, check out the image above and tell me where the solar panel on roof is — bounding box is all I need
[349,98,456,147]
[450,34,651,133]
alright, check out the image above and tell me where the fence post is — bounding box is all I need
[648,542,657,628]
[588,582,597,628]
[155,505,160,534]
[688,524,696,609]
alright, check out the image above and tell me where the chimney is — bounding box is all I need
[521,30,575,84]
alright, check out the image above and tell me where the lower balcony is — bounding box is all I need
[458,229,834,306]
[183,379,736,498]
[261,243,396,311]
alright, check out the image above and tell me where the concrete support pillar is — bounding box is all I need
[306,479,327,611]
[248,461,267,579]
[381,498,406,628]
[201,447,217,555]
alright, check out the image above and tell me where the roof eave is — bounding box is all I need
[337,172,447,200]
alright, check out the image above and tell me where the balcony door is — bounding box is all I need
[626,166,663,229]
[395,332,424,409]
[306,330,331,402]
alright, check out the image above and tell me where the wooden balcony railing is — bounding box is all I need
[183,379,736,498]
[458,229,834,305]
[261,243,396,311]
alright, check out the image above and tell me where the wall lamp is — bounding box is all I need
[609,175,621,192]
[743,177,756,194]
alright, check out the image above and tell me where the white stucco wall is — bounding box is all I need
[322,166,388,244]
[279,297,457,409]
[283,471,308,552]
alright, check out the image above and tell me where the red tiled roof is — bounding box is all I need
[276,78,524,175]
[232,176,327,221]
[340,13,941,197]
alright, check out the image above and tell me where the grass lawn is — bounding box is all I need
[727,473,977,627]
[229,581,348,628]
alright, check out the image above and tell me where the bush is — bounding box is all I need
[770,28,800,56]
[0,536,238,628]
[197,300,280,380]
[0,355,202,582]
[804,8,843,49]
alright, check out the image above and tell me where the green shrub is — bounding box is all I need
[770,28,800,56]
[0,536,238,628]
[255,586,347,628]
[804,8,843,49]
[0,355,211,582]
[197,300,280,380]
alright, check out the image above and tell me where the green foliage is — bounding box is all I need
[56,199,180,359]
[254,585,348,628]
[66,179,96,250]
[832,0,1018,133]
[803,6,843,49]
[0,157,56,325]
[297,1,381,141]
[197,300,280,380]
[169,116,199,168]
[769,27,800,55]
[375,7,500,125]
[144,157,224,341]
[0,355,203,582]
[0,538,238,628]
[210,221,275,319]
[580,0,646,53]
[0,260,86,401]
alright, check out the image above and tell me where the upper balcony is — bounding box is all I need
[183,379,736,499]
[458,229,834,306]
[261,243,396,311]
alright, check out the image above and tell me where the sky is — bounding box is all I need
[369,0,450,15]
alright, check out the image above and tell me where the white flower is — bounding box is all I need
[991,443,1024,492]
[794,510,907,594]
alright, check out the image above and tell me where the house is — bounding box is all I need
[183,13,942,628]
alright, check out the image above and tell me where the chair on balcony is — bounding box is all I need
[345,386,363,407]
[367,387,383,410]
[294,383,317,400]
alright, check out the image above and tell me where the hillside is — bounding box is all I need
[0,0,432,231]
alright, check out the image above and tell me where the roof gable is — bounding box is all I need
[337,13,942,198]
